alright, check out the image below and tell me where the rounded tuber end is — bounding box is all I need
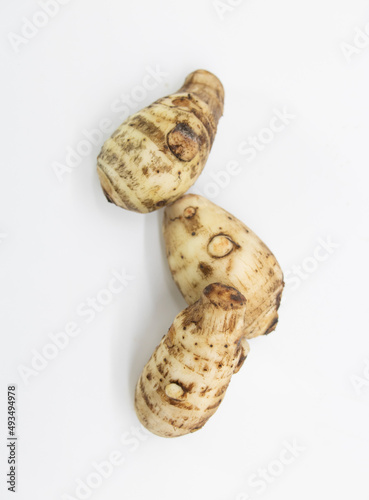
[179,70,224,122]
[183,70,224,97]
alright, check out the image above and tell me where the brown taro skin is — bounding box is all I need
[135,283,249,438]
[97,70,224,213]
[163,194,284,339]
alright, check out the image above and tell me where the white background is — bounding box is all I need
[1,0,369,499]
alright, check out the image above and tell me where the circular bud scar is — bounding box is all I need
[208,234,238,258]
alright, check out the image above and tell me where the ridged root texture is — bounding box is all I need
[97,70,224,213]
[134,283,247,438]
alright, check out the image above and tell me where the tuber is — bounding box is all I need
[135,283,248,437]
[97,70,224,213]
[163,194,284,339]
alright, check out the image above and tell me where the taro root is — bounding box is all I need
[97,70,224,213]
[163,194,284,339]
[135,283,249,437]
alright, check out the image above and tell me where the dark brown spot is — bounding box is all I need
[199,386,210,395]
[206,399,222,410]
[156,363,165,377]
[198,262,213,278]
[264,317,278,335]
[214,385,228,397]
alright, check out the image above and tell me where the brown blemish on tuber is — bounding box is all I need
[198,262,213,278]
[167,123,199,161]
[183,206,197,219]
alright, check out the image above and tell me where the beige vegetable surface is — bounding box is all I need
[135,283,249,438]
[163,194,284,339]
[97,70,224,213]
